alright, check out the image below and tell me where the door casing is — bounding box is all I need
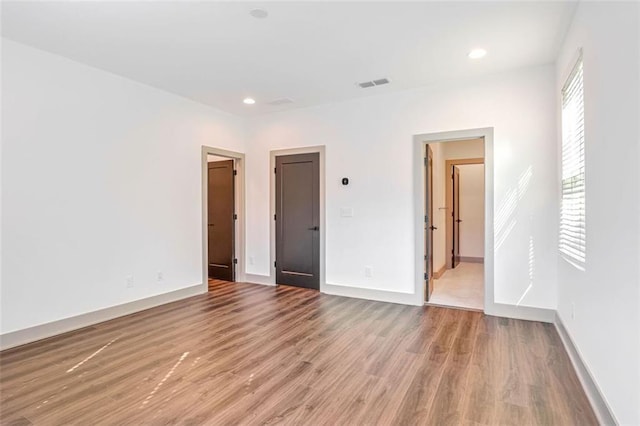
[413,127,493,311]
[201,146,246,292]
[269,146,326,290]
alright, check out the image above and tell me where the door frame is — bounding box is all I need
[445,158,484,269]
[413,128,494,312]
[201,146,246,291]
[270,146,326,291]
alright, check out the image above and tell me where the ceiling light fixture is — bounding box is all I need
[249,9,268,19]
[468,48,487,59]
[243,97,256,105]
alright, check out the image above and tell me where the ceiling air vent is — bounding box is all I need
[373,78,390,86]
[358,81,375,88]
[267,98,294,106]
[357,78,391,88]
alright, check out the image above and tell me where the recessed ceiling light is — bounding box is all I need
[243,97,256,105]
[249,9,268,19]
[468,48,487,59]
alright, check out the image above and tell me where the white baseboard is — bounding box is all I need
[244,274,276,286]
[459,256,484,263]
[484,302,555,323]
[323,283,420,306]
[0,284,203,351]
[554,313,617,425]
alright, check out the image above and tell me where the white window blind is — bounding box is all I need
[560,57,586,267]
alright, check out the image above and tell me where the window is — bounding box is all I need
[560,56,586,268]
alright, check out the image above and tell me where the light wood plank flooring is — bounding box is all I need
[0,280,597,425]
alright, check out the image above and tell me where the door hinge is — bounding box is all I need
[424,157,427,166]
[274,214,277,220]
[274,261,277,268]
[424,272,428,280]
[424,254,427,260]
[233,258,238,264]
[233,169,237,176]
[233,213,238,220]
[424,215,428,223]
[274,167,277,174]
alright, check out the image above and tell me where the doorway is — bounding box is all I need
[207,157,235,281]
[445,158,484,270]
[201,146,246,292]
[275,153,320,290]
[422,138,485,310]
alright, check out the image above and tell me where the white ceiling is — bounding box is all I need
[1,1,577,116]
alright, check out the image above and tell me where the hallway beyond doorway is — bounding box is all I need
[429,262,483,310]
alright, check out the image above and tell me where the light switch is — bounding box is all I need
[340,207,354,217]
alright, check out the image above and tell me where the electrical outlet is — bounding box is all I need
[571,302,575,320]
[126,275,134,288]
[364,266,372,278]
[157,271,164,282]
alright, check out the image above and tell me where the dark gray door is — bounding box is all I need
[208,160,235,281]
[275,153,320,290]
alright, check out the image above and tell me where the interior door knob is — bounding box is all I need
[455,219,463,223]
[308,226,319,231]
[429,225,438,230]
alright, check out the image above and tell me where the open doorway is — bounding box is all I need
[424,138,485,310]
[201,146,245,293]
[207,155,236,284]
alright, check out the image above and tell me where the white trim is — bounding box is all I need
[554,312,618,425]
[488,303,555,323]
[0,284,203,351]
[244,273,276,286]
[269,146,326,291]
[459,256,484,263]
[201,146,247,290]
[323,283,416,305]
[413,127,495,310]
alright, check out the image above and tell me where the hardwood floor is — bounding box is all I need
[208,278,232,292]
[0,280,597,425]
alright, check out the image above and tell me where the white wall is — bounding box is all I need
[1,40,246,334]
[556,2,640,424]
[458,164,484,258]
[245,64,558,309]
